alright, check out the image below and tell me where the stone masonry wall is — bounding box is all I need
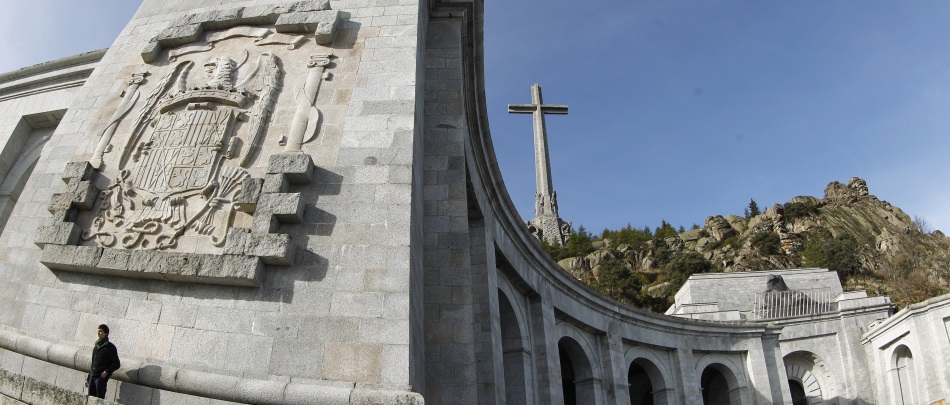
[420,17,482,404]
[678,268,843,312]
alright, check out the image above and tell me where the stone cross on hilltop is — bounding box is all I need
[509,84,572,246]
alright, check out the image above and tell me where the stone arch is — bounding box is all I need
[695,354,747,405]
[556,323,601,405]
[498,287,532,404]
[497,280,531,351]
[624,346,674,405]
[783,351,839,405]
[891,344,915,405]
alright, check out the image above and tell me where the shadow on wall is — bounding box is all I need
[116,376,160,404]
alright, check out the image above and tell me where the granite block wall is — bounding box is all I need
[676,268,844,313]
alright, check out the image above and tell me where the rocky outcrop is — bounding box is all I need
[559,177,950,310]
[704,215,736,241]
[824,176,869,203]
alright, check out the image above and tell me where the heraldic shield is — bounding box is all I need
[78,13,337,254]
[85,52,276,251]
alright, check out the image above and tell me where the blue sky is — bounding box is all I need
[3,1,950,234]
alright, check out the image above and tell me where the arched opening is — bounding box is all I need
[625,349,674,405]
[783,351,837,404]
[893,345,914,405]
[498,290,529,404]
[557,336,596,405]
[701,366,731,405]
[788,380,806,405]
[560,345,577,405]
[628,361,654,405]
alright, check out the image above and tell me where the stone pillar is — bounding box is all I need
[744,332,790,404]
[422,17,480,405]
[602,322,631,404]
[473,222,503,405]
[575,376,604,405]
[530,284,562,403]
[836,316,878,403]
[675,349,700,404]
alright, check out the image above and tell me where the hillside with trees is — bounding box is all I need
[544,177,950,313]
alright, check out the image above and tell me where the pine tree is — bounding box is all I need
[654,220,677,240]
[746,198,761,218]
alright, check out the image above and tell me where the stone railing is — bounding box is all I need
[749,288,838,320]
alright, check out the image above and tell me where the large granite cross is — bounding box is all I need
[508,84,571,245]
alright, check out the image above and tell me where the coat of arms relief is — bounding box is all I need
[37,1,343,285]
[86,50,286,251]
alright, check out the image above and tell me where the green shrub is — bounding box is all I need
[751,232,782,255]
[802,233,829,267]
[799,231,862,281]
[563,226,596,259]
[654,247,673,268]
[827,234,862,279]
[595,259,642,305]
[537,225,596,261]
[719,236,740,250]
[666,251,712,285]
[784,201,820,222]
[601,224,652,248]
[654,220,678,240]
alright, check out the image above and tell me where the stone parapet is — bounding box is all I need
[0,328,423,405]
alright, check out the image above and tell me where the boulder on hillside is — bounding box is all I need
[766,204,784,219]
[788,195,822,207]
[704,215,736,241]
[825,177,869,203]
[725,215,746,234]
[824,181,852,202]
[666,236,683,247]
[849,177,869,196]
[748,206,782,231]
[876,228,898,253]
[788,218,819,233]
[616,244,635,254]
[559,257,590,279]
[680,228,703,242]
[586,250,617,270]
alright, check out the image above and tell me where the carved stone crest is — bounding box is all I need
[85,52,282,251]
[36,1,343,286]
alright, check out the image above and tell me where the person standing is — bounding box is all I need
[85,324,120,399]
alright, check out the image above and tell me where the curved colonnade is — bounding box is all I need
[426,2,791,403]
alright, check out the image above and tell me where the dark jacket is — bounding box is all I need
[90,340,120,378]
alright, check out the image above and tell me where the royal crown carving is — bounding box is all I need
[37,0,343,286]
